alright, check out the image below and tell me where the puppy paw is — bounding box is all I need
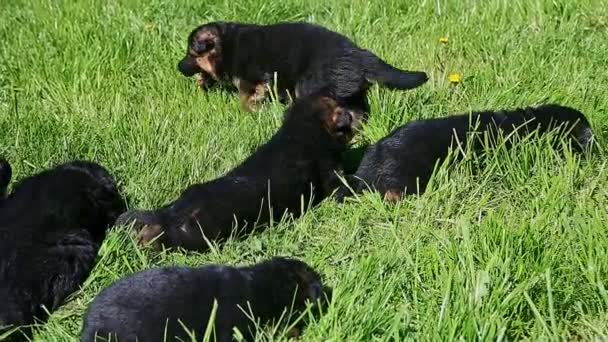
[383,189,402,204]
[137,224,164,249]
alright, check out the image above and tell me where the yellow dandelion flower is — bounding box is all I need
[448,72,462,84]
[144,22,156,32]
[439,37,449,44]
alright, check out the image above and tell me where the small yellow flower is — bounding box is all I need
[448,72,462,84]
[144,22,156,32]
[439,37,449,44]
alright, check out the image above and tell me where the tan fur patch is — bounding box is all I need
[190,29,221,81]
[195,73,207,88]
[195,56,218,80]
[137,224,164,249]
[286,327,301,338]
[238,81,269,112]
[383,189,402,203]
[319,98,358,143]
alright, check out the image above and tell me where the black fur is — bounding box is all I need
[0,158,11,202]
[0,161,125,339]
[336,104,593,201]
[81,257,330,342]
[117,95,361,251]
[177,21,427,112]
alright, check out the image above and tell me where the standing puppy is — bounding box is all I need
[0,161,125,339]
[336,104,593,202]
[81,257,330,342]
[117,95,361,251]
[177,22,428,112]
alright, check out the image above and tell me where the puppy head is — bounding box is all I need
[177,23,224,80]
[0,158,12,191]
[266,257,331,309]
[58,161,126,225]
[287,96,363,145]
[317,97,363,144]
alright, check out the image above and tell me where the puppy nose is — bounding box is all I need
[308,282,325,301]
[335,109,352,129]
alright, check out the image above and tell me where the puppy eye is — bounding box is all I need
[193,39,215,55]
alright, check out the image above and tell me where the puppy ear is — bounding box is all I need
[178,56,201,76]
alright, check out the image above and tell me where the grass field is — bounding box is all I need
[1,0,608,340]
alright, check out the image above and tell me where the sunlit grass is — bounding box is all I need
[1,0,607,340]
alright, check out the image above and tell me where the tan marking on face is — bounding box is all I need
[318,98,356,143]
[383,189,402,203]
[195,56,218,80]
[190,29,222,80]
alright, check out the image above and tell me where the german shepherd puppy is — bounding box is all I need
[177,22,428,112]
[0,160,125,340]
[81,257,330,342]
[336,104,593,202]
[0,158,11,202]
[117,95,361,251]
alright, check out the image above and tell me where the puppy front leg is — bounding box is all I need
[320,165,347,199]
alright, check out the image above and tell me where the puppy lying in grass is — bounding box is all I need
[0,158,11,201]
[336,104,593,202]
[0,160,125,340]
[117,95,361,251]
[177,21,428,112]
[81,257,330,342]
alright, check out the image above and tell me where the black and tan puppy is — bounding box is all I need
[0,161,125,339]
[81,257,330,342]
[177,21,428,112]
[0,158,11,201]
[117,95,360,251]
[336,104,593,202]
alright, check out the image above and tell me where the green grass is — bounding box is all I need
[1,0,608,340]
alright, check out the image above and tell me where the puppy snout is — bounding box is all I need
[335,108,353,130]
[308,282,329,303]
[177,56,201,77]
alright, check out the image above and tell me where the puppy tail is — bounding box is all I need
[0,158,12,199]
[358,49,428,90]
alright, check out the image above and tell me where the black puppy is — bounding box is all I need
[177,21,428,112]
[0,160,125,339]
[81,257,330,342]
[0,158,11,201]
[117,95,360,251]
[337,104,593,202]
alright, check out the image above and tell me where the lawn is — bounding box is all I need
[1,0,608,340]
